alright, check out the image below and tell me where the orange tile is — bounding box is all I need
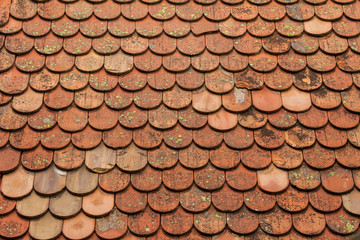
[115,185,147,213]
[162,207,193,235]
[252,86,282,113]
[128,206,160,236]
[244,186,276,212]
[276,185,308,212]
[194,206,226,235]
[309,186,342,212]
[227,206,259,235]
[180,185,211,212]
[62,212,95,240]
[292,206,326,235]
[148,185,179,212]
[259,206,292,235]
[289,163,321,190]
[212,183,243,212]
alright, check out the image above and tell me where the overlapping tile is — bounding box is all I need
[0,0,360,238]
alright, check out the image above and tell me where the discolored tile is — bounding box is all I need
[10,0,36,20]
[252,86,282,113]
[95,207,127,239]
[272,144,303,169]
[85,142,116,173]
[1,165,34,199]
[248,17,275,37]
[148,143,177,169]
[23,15,51,37]
[307,50,336,72]
[180,184,211,213]
[5,31,34,54]
[133,124,163,149]
[49,190,81,218]
[38,0,65,20]
[179,142,208,169]
[208,108,237,131]
[284,123,315,149]
[29,212,62,240]
[16,190,49,218]
[83,187,114,217]
[104,50,134,75]
[227,206,259,235]
[54,143,85,171]
[278,49,306,72]
[304,17,332,36]
[249,50,277,72]
[254,123,284,149]
[59,68,88,91]
[0,192,16,215]
[293,67,322,91]
[328,105,359,129]
[291,33,319,54]
[148,104,177,129]
[244,186,276,212]
[343,188,360,215]
[116,142,147,172]
[0,49,15,73]
[163,162,193,191]
[0,0,10,26]
[319,32,348,55]
[326,208,359,234]
[131,164,162,192]
[263,32,291,55]
[62,212,95,240]
[34,164,66,196]
[108,16,135,37]
[258,164,289,193]
[192,86,221,113]
[0,103,27,130]
[333,17,360,38]
[30,68,59,92]
[66,164,98,195]
[289,164,321,190]
[63,32,91,55]
[238,106,267,129]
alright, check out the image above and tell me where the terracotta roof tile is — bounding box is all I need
[0,0,359,238]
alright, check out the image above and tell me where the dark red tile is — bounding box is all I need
[148,34,175,56]
[326,208,359,234]
[194,162,225,190]
[319,33,348,56]
[71,125,102,149]
[99,166,129,193]
[161,207,193,235]
[0,192,15,215]
[89,104,118,130]
[148,185,179,212]
[248,17,275,37]
[163,123,192,149]
[10,125,40,150]
[131,164,162,191]
[321,164,354,194]
[278,49,306,73]
[40,125,70,150]
[194,206,226,235]
[244,186,276,212]
[193,125,223,149]
[179,142,209,169]
[53,143,85,170]
[226,163,257,191]
[212,183,243,212]
[307,51,336,72]
[259,1,285,21]
[323,67,353,91]
[234,33,262,55]
[133,124,163,149]
[103,124,132,149]
[0,211,29,238]
[46,49,75,72]
[146,68,175,91]
[316,124,347,148]
[289,163,321,190]
[44,85,73,110]
[108,16,135,37]
[21,144,52,170]
[58,104,87,132]
[148,143,178,169]
[128,206,160,236]
[335,143,360,168]
[163,162,192,191]
[175,1,202,21]
[163,85,191,109]
[115,185,147,213]
[254,123,284,149]
[227,206,259,235]
[309,186,342,212]
[249,50,277,72]
[292,206,326,236]
[242,143,271,169]
[74,85,103,109]
[205,67,234,94]
[191,50,219,72]
[178,106,207,129]
[329,105,359,129]
[203,1,230,21]
[163,51,191,73]
[268,108,297,129]
[136,16,163,38]
[259,206,292,235]
[118,104,147,129]
[303,142,335,169]
[180,185,211,212]
[164,16,191,37]
[276,185,308,212]
[223,124,252,149]
[206,33,233,55]
[235,67,264,90]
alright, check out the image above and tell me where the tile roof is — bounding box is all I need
[0,0,360,238]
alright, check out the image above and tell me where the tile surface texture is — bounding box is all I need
[0,0,360,238]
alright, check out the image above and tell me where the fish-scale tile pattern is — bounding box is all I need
[0,0,360,238]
